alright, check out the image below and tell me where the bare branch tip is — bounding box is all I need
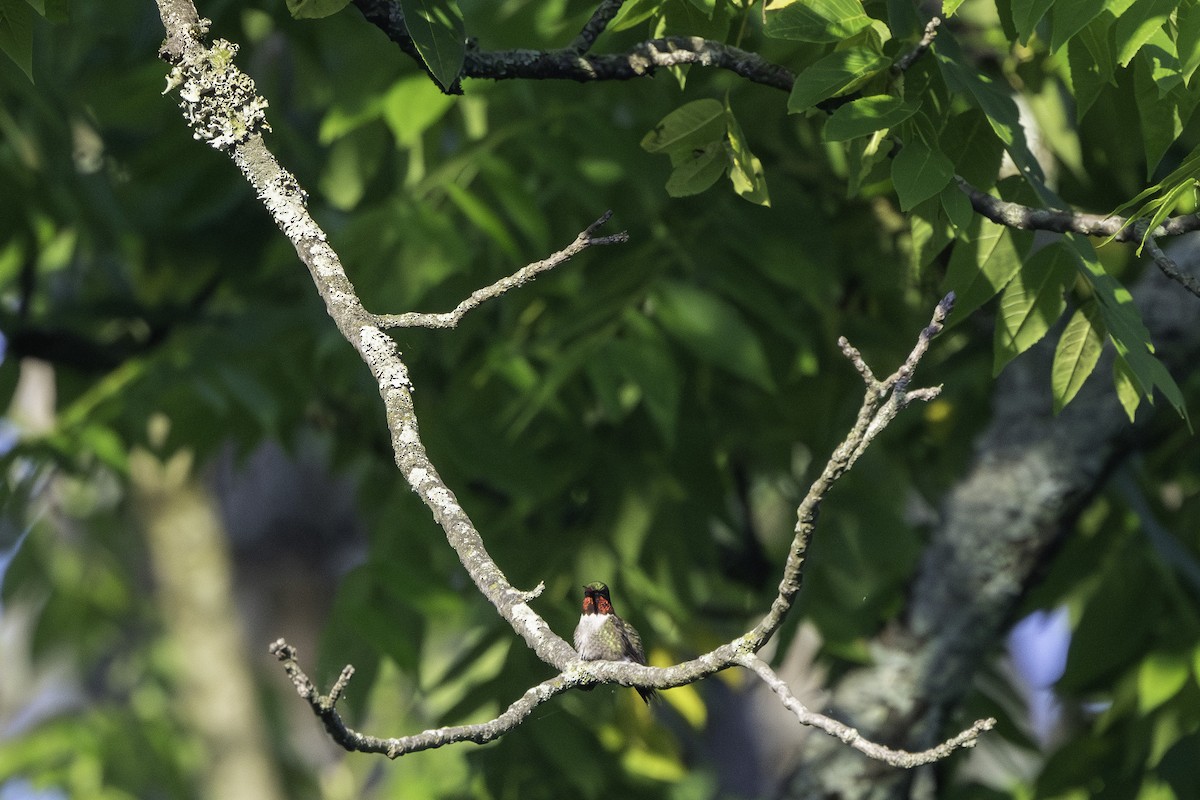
[587,209,615,232]
[936,290,956,320]
[515,581,546,602]
[269,638,296,660]
[328,665,356,705]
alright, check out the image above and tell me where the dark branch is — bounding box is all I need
[351,0,795,92]
[957,178,1200,299]
[570,0,625,54]
[892,16,941,73]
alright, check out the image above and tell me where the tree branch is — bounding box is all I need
[892,16,941,73]
[569,0,625,54]
[269,639,571,757]
[355,0,1200,300]
[352,0,795,92]
[374,212,628,329]
[736,654,993,768]
[154,2,985,766]
[742,292,953,651]
[955,177,1200,298]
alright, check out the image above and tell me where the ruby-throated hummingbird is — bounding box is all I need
[573,581,656,704]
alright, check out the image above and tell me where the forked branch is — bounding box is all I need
[155,0,991,767]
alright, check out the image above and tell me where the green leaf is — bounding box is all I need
[940,183,974,232]
[1178,2,1200,83]
[1067,233,1189,424]
[942,0,967,15]
[1108,142,1200,230]
[442,183,521,261]
[942,218,1031,324]
[1011,0,1057,44]
[1137,651,1190,713]
[382,74,457,147]
[665,141,727,196]
[603,330,684,442]
[1114,0,1174,67]
[0,0,34,82]
[42,0,70,22]
[1134,41,1196,178]
[397,0,466,92]
[652,281,776,390]
[724,105,770,206]
[1051,300,1105,412]
[609,0,662,32]
[908,196,953,272]
[1113,353,1141,421]
[934,31,1046,184]
[787,47,891,113]
[285,0,351,19]
[892,138,955,211]
[642,99,727,154]
[993,243,1075,375]
[823,95,919,141]
[762,0,874,43]
[1067,14,1117,120]
[940,110,1006,189]
[1049,0,1106,52]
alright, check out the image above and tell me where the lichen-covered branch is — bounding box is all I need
[153,0,574,669]
[269,639,571,757]
[155,0,983,766]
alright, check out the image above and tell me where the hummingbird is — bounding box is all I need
[573,581,656,704]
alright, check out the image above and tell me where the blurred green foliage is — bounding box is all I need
[1,1,1200,799]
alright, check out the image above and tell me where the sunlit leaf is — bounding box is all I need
[763,0,874,42]
[1051,300,1105,412]
[285,0,350,18]
[993,242,1075,375]
[398,0,466,92]
[823,95,919,141]
[642,99,727,153]
[1137,651,1190,713]
[787,47,891,113]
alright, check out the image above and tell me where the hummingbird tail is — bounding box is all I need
[636,686,657,705]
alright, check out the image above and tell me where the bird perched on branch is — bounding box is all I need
[573,581,656,704]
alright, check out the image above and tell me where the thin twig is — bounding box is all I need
[374,212,628,329]
[270,639,571,757]
[737,654,995,767]
[744,294,952,651]
[893,16,941,73]
[155,3,982,765]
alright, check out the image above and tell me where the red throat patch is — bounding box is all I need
[596,595,613,615]
[582,595,595,613]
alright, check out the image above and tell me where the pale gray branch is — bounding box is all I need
[374,212,628,329]
[155,1,981,767]
[737,654,994,768]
